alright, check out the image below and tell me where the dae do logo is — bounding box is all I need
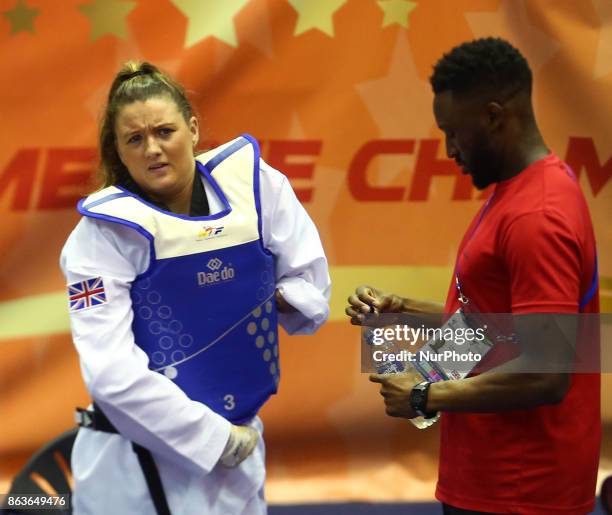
[197,258,235,286]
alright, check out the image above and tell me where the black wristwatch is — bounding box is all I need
[410,381,436,419]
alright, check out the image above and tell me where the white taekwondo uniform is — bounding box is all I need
[60,136,330,515]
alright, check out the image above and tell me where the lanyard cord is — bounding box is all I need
[579,254,598,310]
[455,193,495,304]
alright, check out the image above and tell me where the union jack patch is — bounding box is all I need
[68,277,107,312]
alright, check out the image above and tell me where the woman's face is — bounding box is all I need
[115,95,199,203]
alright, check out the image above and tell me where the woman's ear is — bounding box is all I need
[189,116,199,148]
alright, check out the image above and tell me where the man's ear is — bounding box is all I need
[486,101,504,131]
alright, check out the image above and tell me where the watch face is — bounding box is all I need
[410,382,429,415]
[415,391,425,403]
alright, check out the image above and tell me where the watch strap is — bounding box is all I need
[410,381,436,419]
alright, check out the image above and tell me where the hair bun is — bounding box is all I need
[119,61,158,82]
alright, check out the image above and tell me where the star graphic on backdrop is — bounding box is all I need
[355,33,431,137]
[83,23,182,121]
[593,0,612,78]
[465,0,558,71]
[240,0,274,58]
[2,0,39,35]
[171,0,249,48]
[377,0,417,29]
[355,33,434,196]
[287,0,347,37]
[284,112,343,261]
[79,0,137,41]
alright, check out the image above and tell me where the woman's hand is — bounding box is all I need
[219,424,259,467]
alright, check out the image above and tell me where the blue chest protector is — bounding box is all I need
[78,135,279,424]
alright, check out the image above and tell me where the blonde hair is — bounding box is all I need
[98,61,195,188]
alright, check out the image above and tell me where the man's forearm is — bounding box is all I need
[399,297,445,315]
[392,296,445,330]
[424,311,575,412]
[427,372,570,413]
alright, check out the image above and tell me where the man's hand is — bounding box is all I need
[219,424,259,467]
[369,372,422,418]
[345,285,403,325]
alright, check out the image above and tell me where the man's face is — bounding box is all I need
[433,90,500,190]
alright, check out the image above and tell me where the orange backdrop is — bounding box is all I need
[1,0,611,502]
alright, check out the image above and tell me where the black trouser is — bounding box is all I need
[442,504,501,515]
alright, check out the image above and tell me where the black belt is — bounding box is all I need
[75,404,172,515]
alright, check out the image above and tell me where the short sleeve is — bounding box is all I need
[501,210,581,313]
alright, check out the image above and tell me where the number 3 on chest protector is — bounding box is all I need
[223,394,236,411]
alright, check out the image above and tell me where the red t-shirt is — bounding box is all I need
[435,154,600,514]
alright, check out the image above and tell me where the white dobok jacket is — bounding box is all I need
[60,144,330,515]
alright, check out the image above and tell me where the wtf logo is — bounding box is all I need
[197,226,225,240]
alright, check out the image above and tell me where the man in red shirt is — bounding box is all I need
[347,38,600,514]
